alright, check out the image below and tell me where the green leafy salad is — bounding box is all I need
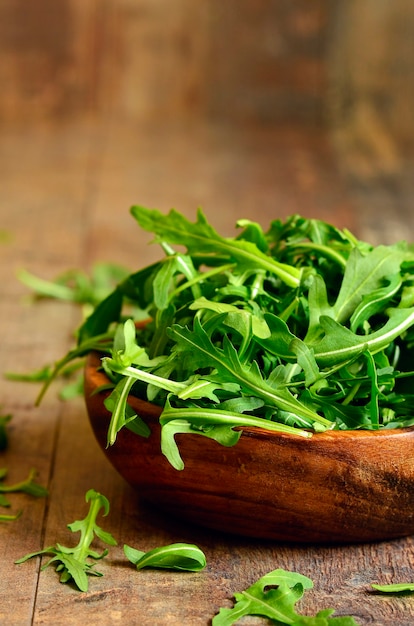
[41,207,414,469]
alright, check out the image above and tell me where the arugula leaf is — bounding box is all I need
[331,245,407,325]
[290,339,320,386]
[213,570,311,625]
[371,582,414,593]
[17,208,414,466]
[18,263,129,309]
[304,246,408,343]
[131,206,302,288]
[212,569,360,625]
[77,289,123,344]
[104,375,151,446]
[159,407,310,471]
[123,542,206,571]
[34,332,115,405]
[170,318,332,429]
[15,489,117,592]
[0,464,47,521]
[189,296,271,341]
[0,510,22,522]
[5,365,53,383]
[350,274,402,333]
[311,308,414,367]
[6,362,87,402]
[0,467,48,498]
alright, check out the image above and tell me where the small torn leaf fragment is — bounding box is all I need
[372,582,414,593]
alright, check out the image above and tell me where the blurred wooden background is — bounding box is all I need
[1,0,414,240]
[1,0,413,153]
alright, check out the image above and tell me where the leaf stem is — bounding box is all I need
[160,405,312,438]
[102,359,187,395]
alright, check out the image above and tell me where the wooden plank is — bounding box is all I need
[0,1,336,126]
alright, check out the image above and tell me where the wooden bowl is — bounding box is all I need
[85,351,414,544]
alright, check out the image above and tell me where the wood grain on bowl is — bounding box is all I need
[85,351,414,544]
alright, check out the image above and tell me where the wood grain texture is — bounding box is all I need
[0,1,332,125]
[0,118,413,624]
[2,0,414,176]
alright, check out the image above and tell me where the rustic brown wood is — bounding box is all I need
[2,0,414,176]
[330,0,414,172]
[1,118,414,625]
[0,1,332,125]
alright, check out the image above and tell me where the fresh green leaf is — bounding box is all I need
[18,263,129,309]
[104,375,151,446]
[212,569,312,625]
[212,569,360,625]
[131,206,302,288]
[0,510,22,522]
[0,468,48,498]
[58,372,85,401]
[0,467,46,522]
[160,416,241,471]
[350,274,402,333]
[15,489,116,592]
[159,404,311,470]
[123,542,206,571]
[170,318,332,429]
[5,365,53,383]
[331,246,407,324]
[77,289,123,344]
[311,308,414,367]
[290,339,320,386]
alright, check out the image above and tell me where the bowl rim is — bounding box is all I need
[84,350,414,442]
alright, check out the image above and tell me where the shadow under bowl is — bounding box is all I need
[85,351,414,544]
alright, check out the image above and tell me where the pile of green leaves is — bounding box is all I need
[40,207,414,469]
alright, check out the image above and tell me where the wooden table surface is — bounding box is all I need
[1,117,414,625]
